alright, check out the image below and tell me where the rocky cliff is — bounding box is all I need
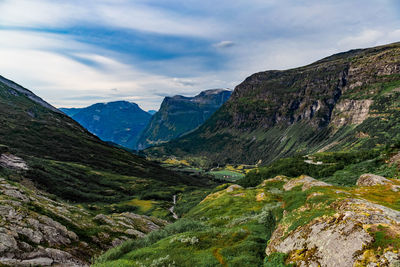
[147,43,400,165]
[137,89,231,149]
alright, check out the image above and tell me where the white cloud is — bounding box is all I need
[213,41,235,48]
[0,0,221,38]
[0,0,400,110]
[0,30,234,110]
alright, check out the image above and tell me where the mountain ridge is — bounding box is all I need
[137,88,232,150]
[145,42,400,165]
[138,89,231,149]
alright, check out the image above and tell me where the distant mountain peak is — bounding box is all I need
[61,101,151,149]
[137,88,232,150]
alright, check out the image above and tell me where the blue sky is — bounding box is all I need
[0,0,399,110]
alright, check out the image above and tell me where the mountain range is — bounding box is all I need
[146,43,400,165]
[0,42,399,266]
[61,89,231,151]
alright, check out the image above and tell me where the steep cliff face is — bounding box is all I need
[137,89,231,149]
[148,43,400,165]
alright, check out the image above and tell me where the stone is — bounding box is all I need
[261,176,288,186]
[226,184,243,192]
[0,233,17,253]
[1,189,29,202]
[94,214,116,226]
[0,153,28,170]
[20,257,53,266]
[125,229,145,238]
[283,175,331,191]
[356,173,391,186]
[16,227,43,244]
[267,198,400,266]
[111,238,124,247]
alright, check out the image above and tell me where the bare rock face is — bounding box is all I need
[283,175,332,191]
[356,173,392,186]
[0,153,28,170]
[266,198,400,267]
[331,99,373,128]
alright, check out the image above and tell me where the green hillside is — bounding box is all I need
[146,43,400,166]
[0,76,216,264]
[95,147,400,266]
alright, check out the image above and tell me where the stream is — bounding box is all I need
[169,194,178,219]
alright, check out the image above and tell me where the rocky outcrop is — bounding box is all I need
[226,184,243,192]
[0,153,28,170]
[357,173,392,186]
[331,99,373,128]
[266,197,400,267]
[261,176,289,186]
[283,175,332,191]
[0,177,168,266]
[357,173,400,192]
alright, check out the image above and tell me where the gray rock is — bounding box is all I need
[356,173,391,186]
[94,214,116,226]
[267,198,400,266]
[20,257,53,266]
[0,154,28,170]
[1,189,29,202]
[16,227,43,244]
[283,175,331,191]
[267,218,373,267]
[0,233,17,253]
[125,229,145,238]
[226,184,243,192]
[111,238,123,247]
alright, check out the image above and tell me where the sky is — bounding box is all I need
[0,0,400,110]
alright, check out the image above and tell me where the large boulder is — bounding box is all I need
[283,175,332,191]
[356,173,392,186]
[266,198,400,267]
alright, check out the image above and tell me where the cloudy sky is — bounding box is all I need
[0,0,399,110]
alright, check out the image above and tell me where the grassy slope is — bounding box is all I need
[0,79,214,218]
[95,149,400,266]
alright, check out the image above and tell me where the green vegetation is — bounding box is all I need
[137,89,231,149]
[146,43,400,170]
[208,170,245,181]
[95,182,283,266]
[0,77,218,222]
[368,225,400,249]
[264,253,293,267]
[239,149,397,187]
